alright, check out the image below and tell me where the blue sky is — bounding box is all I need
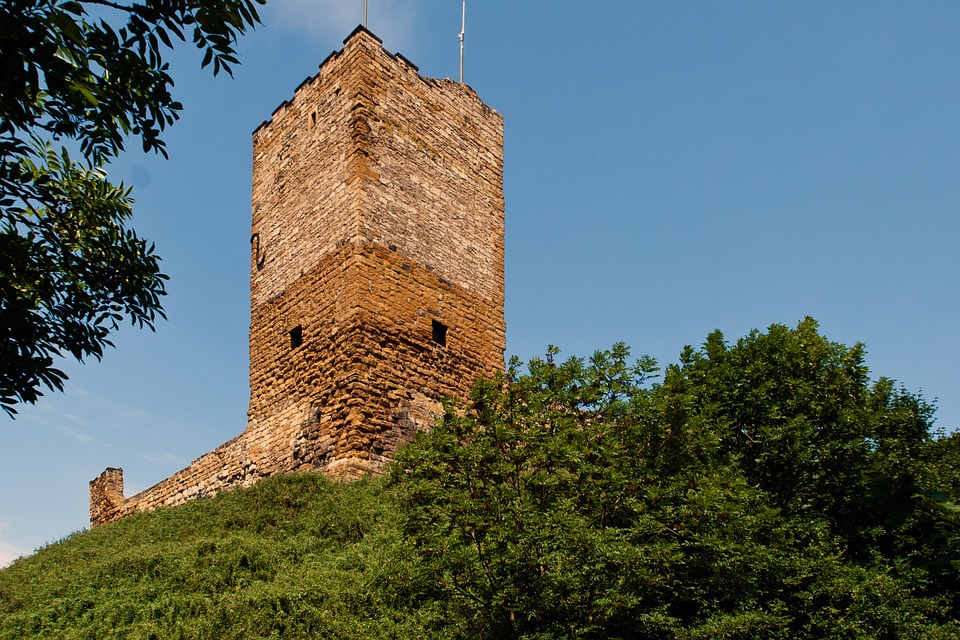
[2,1,959,565]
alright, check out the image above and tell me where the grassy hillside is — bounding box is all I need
[0,473,443,639]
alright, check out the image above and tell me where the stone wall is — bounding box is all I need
[90,26,505,526]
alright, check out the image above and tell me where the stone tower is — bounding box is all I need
[89,26,505,525]
[247,25,505,476]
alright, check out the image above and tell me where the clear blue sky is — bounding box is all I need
[3,0,959,565]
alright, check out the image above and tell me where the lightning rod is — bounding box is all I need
[459,0,466,83]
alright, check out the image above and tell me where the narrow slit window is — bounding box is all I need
[290,325,303,349]
[432,320,447,347]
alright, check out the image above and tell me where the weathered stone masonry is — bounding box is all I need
[90,26,505,526]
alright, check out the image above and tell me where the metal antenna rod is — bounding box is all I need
[459,0,465,83]
[363,0,367,27]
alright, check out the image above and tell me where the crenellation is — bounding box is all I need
[90,25,504,527]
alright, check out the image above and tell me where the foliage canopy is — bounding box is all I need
[393,318,960,638]
[0,0,263,414]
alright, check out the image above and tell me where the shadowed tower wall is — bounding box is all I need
[89,26,505,525]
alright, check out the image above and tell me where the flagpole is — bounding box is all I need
[363,0,367,27]
[459,0,465,83]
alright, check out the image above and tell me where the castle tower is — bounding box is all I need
[90,27,505,524]
[246,26,505,477]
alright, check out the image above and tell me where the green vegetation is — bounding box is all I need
[3,319,959,638]
[0,474,440,639]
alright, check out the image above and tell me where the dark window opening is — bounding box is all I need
[290,325,303,349]
[432,320,447,347]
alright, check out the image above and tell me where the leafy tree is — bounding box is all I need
[392,321,960,639]
[661,319,935,552]
[0,0,264,415]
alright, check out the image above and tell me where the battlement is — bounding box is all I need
[90,26,505,527]
[253,26,465,136]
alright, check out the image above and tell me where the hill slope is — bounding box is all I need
[0,473,441,639]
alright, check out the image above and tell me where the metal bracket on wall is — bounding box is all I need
[251,232,266,270]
